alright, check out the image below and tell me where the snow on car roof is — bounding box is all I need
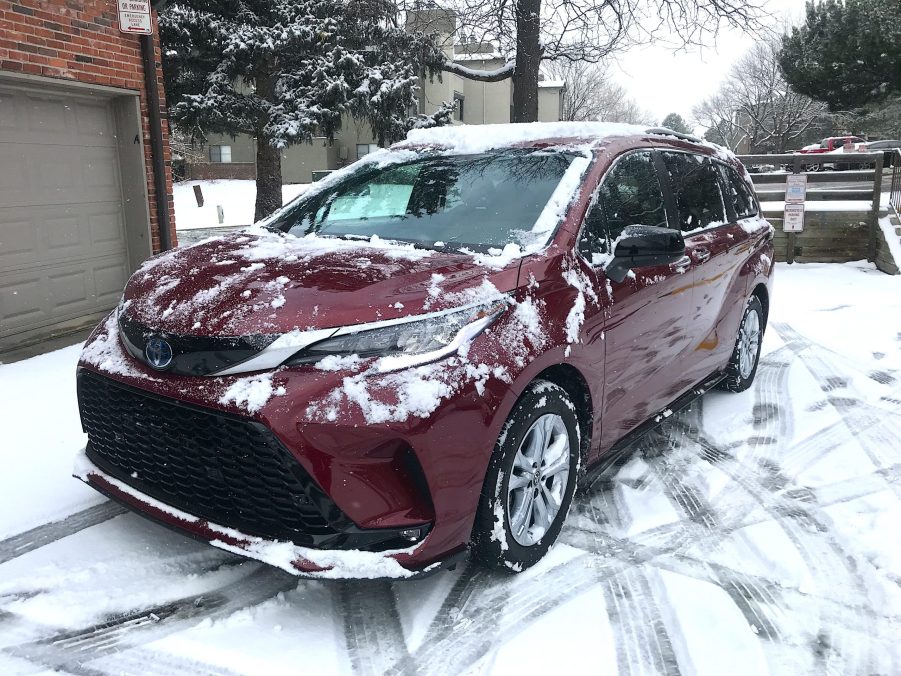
[404,121,648,154]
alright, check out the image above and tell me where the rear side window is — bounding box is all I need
[720,165,758,220]
[660,152,725,232]
[578,150,667,260]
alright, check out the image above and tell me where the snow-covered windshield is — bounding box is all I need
[266,151,578,252]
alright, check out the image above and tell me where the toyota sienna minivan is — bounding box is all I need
[75,123,774,578]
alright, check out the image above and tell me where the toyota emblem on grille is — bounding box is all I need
[145,337,174,370]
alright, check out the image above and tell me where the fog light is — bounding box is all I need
[400,528,421,542]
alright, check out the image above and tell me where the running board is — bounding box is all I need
[579,371,726,488]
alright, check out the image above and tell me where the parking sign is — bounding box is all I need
[118,0,152,34]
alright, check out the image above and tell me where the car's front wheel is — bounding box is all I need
[470,380,580,572]
[720,295,765,393]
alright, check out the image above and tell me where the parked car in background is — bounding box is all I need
[74,123,775,578]
[865,139,901,167]
[798,135,867,171]
[799,136,866,154]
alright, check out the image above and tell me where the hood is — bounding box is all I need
[121,229,522,337]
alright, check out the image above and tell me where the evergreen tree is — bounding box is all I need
[779,0,901,112]
[660,113,692,135]
[160,1,446,220]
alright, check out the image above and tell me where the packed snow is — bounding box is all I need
[1,262,900,674]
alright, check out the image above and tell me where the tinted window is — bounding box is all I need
[267,151,576,252]
[578,151,667,260]
[720,165,758,220]
[660,152,725,232]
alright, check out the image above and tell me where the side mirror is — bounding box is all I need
[607,225,686,283]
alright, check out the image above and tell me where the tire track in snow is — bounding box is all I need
[0,501,126,566]
[383,565,519,676]
[772,322,901,497]
[338,580,418,675]
[600,567,681,676]
[683,424,891,675]
[4,565,297,674]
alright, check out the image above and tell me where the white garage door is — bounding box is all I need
[0,83,129,352]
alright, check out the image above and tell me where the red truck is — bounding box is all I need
[798,135,865,154]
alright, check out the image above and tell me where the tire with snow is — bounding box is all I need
[470,380,580,572]
[720,295,765,393]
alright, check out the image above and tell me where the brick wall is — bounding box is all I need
[0,0,177,250]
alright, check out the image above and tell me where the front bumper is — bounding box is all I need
[74,448,464,579]
[75,312,517,576]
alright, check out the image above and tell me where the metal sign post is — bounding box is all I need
[783,172,807,264]
[118,0,152,34]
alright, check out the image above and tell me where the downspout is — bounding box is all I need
[142,2,171,251]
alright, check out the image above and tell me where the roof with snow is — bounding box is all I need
[403,121,649,153]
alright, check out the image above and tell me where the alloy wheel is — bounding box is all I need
[506,413,572,546]
[738,308,761,379]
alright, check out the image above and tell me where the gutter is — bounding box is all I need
[142,0,171,251]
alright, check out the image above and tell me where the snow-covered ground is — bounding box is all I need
[174,180,308,229]
[1,261,900,675]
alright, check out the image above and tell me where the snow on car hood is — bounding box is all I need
[121,227,521,337]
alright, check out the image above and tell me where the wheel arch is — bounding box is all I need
[751,282,769,325]
[532,363,594,465]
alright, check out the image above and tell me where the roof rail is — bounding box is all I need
[645,127,703,144]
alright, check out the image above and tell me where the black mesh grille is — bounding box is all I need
[78,370,337,546]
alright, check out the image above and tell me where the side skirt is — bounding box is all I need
[579,371,726,488]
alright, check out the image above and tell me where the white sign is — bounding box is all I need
[118,0,152,34]
[783,203,805,233]
[785,174,807,203]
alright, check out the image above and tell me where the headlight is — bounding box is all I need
[283,300,508,372]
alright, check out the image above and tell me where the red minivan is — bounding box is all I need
[75,123,774,578]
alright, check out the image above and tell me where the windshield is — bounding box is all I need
[266,151,578,252]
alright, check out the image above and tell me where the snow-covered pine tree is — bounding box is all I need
[160,0,447,220]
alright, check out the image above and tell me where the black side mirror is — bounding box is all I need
[607,225,686,283]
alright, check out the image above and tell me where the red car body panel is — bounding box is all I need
[75,133,775,577]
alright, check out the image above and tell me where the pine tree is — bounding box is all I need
[160,1,446,220]
[779,0,901,112]
[660,113,691,135]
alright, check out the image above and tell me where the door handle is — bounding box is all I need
[670,255,691,273]
[694,247,711,262]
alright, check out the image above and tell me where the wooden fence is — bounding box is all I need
[737,152,892,270]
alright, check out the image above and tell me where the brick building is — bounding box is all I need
[0,0,176,352]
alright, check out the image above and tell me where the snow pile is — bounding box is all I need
[405,121,646,153]
[219,373,286,414]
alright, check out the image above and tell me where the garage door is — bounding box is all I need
[0,83,129,351]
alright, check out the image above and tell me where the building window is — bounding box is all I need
[356,143,380,159]
[453,92,465,122]
[209,145,232,163]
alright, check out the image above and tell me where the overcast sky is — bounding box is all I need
[610,0,810,129]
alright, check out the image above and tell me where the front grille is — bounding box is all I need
[78,370,338,546]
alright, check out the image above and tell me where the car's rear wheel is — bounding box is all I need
[720,295,765,393]
[470,380,580,572]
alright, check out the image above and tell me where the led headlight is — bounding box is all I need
[283,300,508,372]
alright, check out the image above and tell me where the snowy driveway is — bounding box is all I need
[1,262,899,675]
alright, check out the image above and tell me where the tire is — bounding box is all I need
[470,380,580,572]
[720,295,765,393]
